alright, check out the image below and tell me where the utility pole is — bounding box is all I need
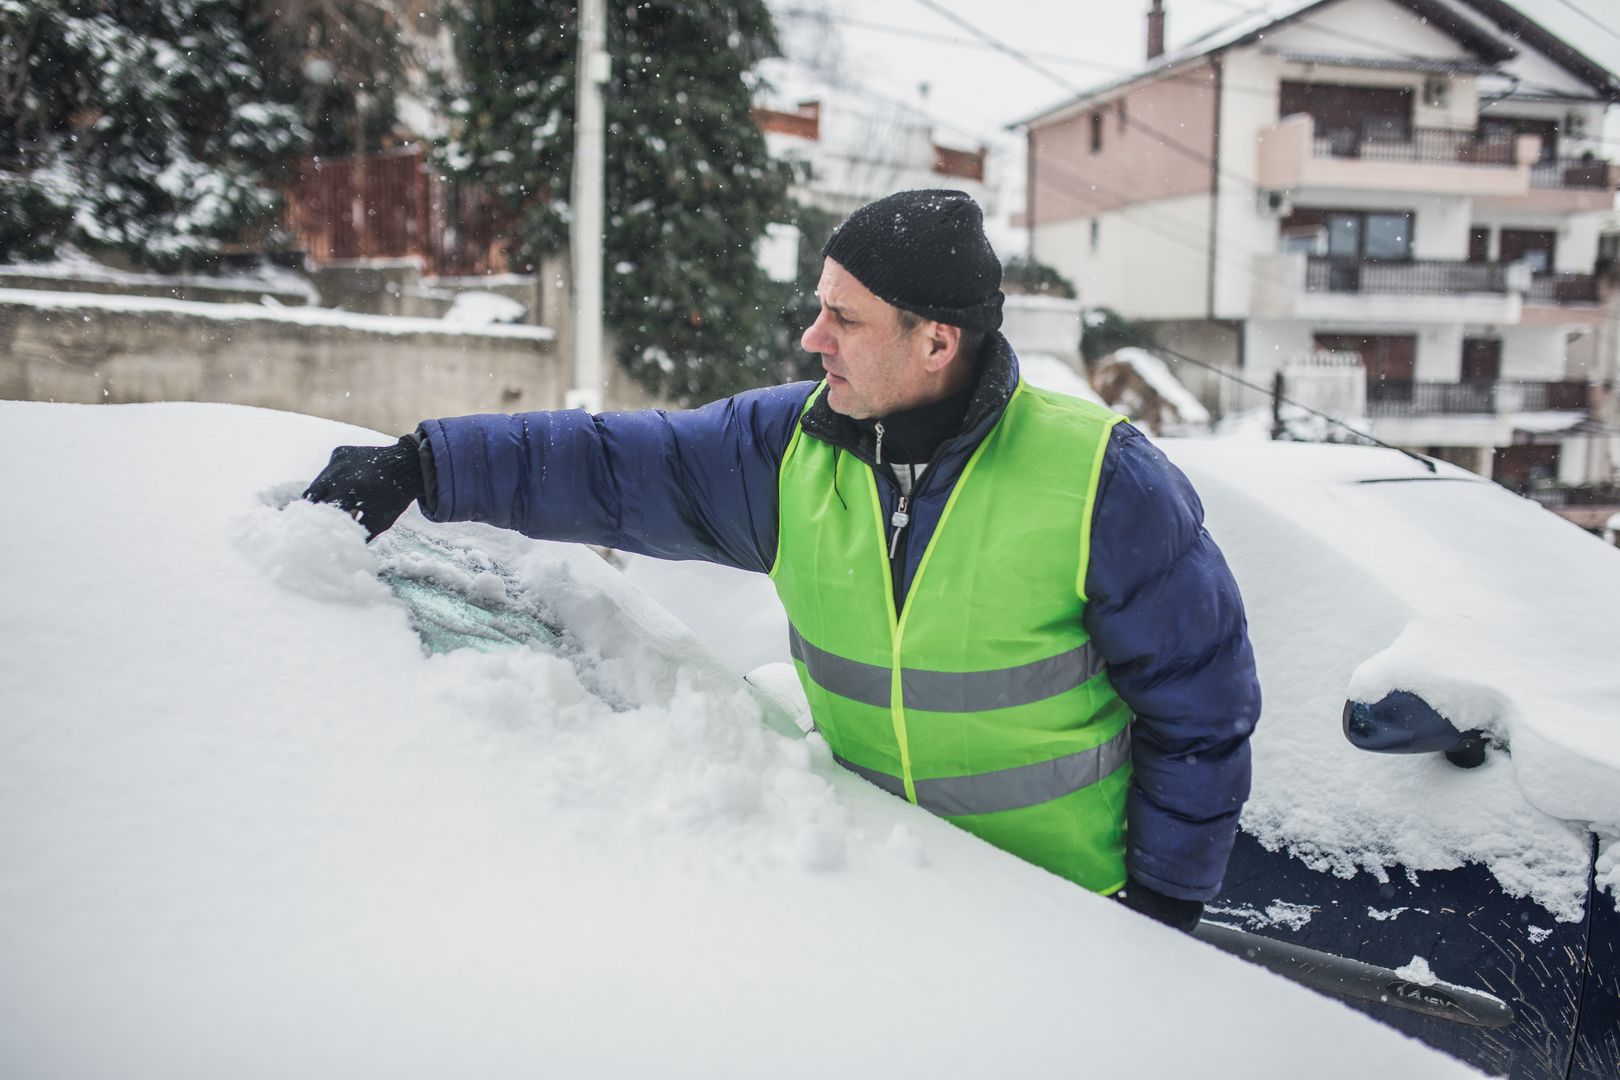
[568,0,609,412]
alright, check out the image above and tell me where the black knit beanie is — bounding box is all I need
[821,188,1004,332]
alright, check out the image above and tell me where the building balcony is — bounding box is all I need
[1476,157,1620,212]
[1366,379,1590,417]
[1257,114,1541,197]
[1305,256,1514,295]
[1521,271,1609,327]
[1252,252,1521,323]
[1527,272,1601,304]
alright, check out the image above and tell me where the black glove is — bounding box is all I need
[1114,877,1204,933]
[302,435,426,540]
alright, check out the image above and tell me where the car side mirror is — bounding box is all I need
[1342,691,1488,769]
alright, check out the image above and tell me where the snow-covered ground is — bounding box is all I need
[0,401,1479,1079]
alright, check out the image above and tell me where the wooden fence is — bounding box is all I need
[283,147,508,276]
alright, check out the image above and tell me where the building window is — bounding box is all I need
[1478,116,1558,163]
[1279,81,1412,156]
[1313,333,1416,403]
[1090,111,1104,154]
[1492,444,1560,495]
[1089,218,1100,253]
[1283,208,1414,261]
[1461,337,1502,383]
[1499,228,1556,272]
[1598,232,1619,276]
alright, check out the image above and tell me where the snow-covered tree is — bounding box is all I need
[251,0,411,158]
[437,0,793,403]
[0,0,307,268]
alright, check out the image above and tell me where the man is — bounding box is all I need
[305,189,1260,932]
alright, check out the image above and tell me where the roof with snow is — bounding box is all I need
[1015,0,1620,129]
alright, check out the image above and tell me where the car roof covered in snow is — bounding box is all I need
[1161,438,1620,920]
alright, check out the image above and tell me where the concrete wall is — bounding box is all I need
[1498,324,1572,380]
[1135,319,1243,416]
[1033,194,1213,320]
[1001,294,1082,366]
[312,259,543,323]
[0,295,575,436]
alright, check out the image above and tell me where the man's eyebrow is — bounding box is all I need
[816,294,854,318]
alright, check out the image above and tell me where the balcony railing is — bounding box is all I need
[1313,127,1516,166]
[1523,484,1620,509]
[1305,256,1508,295]
[1527,272,1602,304]
[1529,158,1614,189]
[1366,380,1591,415]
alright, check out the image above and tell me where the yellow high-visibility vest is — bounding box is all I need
[770,380,1132,892]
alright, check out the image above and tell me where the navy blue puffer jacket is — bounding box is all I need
[417,336,1260,901]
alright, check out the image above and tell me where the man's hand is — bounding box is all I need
[1115,877,1204,933]
[302,436,426,540]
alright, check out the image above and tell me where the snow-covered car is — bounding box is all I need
[1157,440,1620,1080]
[622,430,1620,1080]
[0,401,1479,1079]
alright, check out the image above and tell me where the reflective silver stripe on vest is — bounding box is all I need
[832,724,1132,816]
[789,624,1105,712]
[789,626,891,708]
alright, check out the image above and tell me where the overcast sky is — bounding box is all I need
[766,0,1620,202]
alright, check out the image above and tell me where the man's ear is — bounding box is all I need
[922,322,961,374]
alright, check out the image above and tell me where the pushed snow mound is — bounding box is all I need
[1162,440,1620,920]
[0,401,1477,1079]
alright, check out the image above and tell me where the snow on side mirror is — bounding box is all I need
[1342,691,1488,769]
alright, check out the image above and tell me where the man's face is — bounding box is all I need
[800,258,932,420]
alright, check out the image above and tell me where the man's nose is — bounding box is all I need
[801,311,833,355]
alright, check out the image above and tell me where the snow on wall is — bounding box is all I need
[0,287,556,340]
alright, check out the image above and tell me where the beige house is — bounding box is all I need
[1020,0,1620,509]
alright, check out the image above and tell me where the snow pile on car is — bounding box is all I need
[1161,440,1620,920]
[0,401,1478,1079]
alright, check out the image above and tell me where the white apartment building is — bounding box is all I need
[752,58,995,219]
[1020,0,1619,505]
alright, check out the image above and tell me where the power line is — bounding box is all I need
[773,7,1137,73]
[912,0,1276,202]
[1544,0,1620,50]
[777,14,1620,345]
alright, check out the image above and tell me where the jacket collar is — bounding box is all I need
[799,332,1021,483]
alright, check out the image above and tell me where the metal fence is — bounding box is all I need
[1524,485,1620,509]
[1527,272,1601,304]
[1305,256,1508,295]
[1366,380,1590,415]
[1529,158,1613,189]
[1312,127,1515,165]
